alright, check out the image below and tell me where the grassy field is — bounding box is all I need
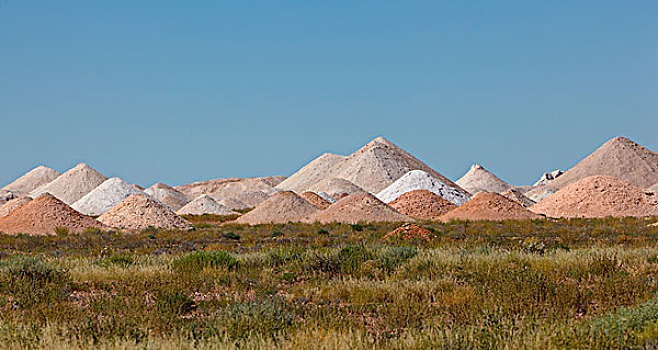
[1,217,658,349]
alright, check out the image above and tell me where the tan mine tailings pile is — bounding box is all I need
[456,164,511,194]
[388,190,456,221]
[0,194,107,235]
[530,175,658,218]
[501,189,535,208]
[0,190,15,206]
[299,192,331,209]
[527,137,658,201]
[306,178,365,198]
[176,195,238,216]
[305,192,411,224]
[439,192,542,222]
[144,183,190,211]
[175,176,285,200]
[98,194,191,231]
[274,153,347,193]
[0,196,33,218]
[648,183,658,192]
[276,137,464,195]
[235,191,318,225]
[72,177,144,216]
[30,163,108,205]
[218,198,249,211]
[2,165,60,194]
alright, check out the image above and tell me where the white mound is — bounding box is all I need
[2,165,60,194]
[456,164,511,194]
[144,183,190,211]
[176,195,239,216]
[377,170,470,205]
[72,177,144,216]
[30,163,107,205]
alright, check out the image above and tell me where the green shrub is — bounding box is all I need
[317,228,329,235]
[338,244,374,274]
[140,226,158,235]
[54,227,69,236]
[350,224,364,232]
[270,230,283,238]
[101,253,136,268]
[157,291,195,317]
[222,232,241,240]
[378,246,418,273]
[0,256,70,307]
[194,223,213,229]
[171,250,239,273]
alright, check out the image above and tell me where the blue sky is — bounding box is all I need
[1,1,656,187]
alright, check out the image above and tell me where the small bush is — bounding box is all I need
[317,228,329,235]
[101,253,136,268]
[140,226,158,235]
[338,245,374,274]
[271,230,283,238]
[194,223,213,229]
[157,291,195,317]
[171,250,239,273]
[55,227,69,236]
[378,246,418,273]
[350,224,364,232]
[0,256,70,307]
[83,227,102,235]
[222,232,241,240]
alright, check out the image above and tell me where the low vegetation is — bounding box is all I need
[0,216,657,349]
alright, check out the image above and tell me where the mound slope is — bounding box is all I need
[72,178,144,216]
[439,192,542,222]
[144,183,190,210]
[0,196,33,218]
[176,195,238,216]
[276,137,464,194]
[175,176,285,200]
[299,192,331,209]
[306,178,365,198]
[530,175,658,218]
[2,166,60,194]
[527,137,658,199]
[388,189,456,220]
[30,163,107,205]
[98,194,191,231]
[305,192,411,224]
[500,189,536,208]
[235,191,318,225]
[0,194,106,235]
[456,164,511,194]
[648,183,658,192]
[377,170,470,205]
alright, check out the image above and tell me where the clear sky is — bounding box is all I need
[1,1,657,187]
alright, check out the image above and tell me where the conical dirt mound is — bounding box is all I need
[377,170,470,205]
[0,193,107,235]
[235,191,319,225]
[388,189,456,220]
[439,192,542,222]
[144,183,190,210]
[72,177,144,216]
[500,189,536,208]
[456,164,511,194]
[217,198,249,211]
[275,153,347,192]
[175,176,285,201]
[2,166,60,194]
[30,163,108,205]
[530,175,658,218]
[276,137,464,194]
[527,137,658,200]
[307,178,365,198]
[98,194,191,231]
[0,196,33,218]
[176,195,239,216]
[305,192,411,224]
[299,192,331,209]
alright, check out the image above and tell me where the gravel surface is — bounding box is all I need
[98,194,191,231]
[388,189,456,220]
[439,192,542,222]
[530,175,658,218]
[0,193,107,235]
